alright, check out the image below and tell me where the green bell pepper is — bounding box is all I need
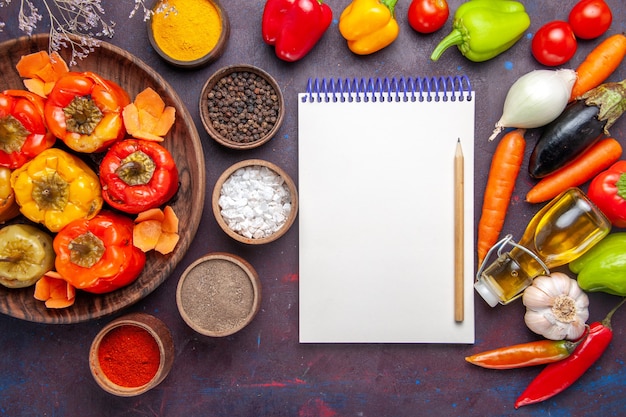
[430,0,531,62]
[569,233,626,296]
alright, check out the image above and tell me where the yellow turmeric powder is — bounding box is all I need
[151,0,222,62]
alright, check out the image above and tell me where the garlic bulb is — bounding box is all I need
[522,272,589,341]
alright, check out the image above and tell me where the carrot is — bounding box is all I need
[526,138,623,204]
[477,129,526,266]
[569,33,626,101]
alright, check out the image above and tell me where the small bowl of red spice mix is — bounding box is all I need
[89,313,174,396]
[199,65,285,149]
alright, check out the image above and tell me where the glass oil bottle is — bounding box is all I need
[474,188,611,307]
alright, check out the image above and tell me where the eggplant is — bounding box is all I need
[528,79,626,179]
[528,101,604,178]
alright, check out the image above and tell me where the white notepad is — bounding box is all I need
[298,77,476,343]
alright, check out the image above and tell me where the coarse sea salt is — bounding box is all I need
[218,165,292,239]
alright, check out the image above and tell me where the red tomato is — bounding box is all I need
[568,0,612,39]
[407,0,449,34]
[531,21,577,67]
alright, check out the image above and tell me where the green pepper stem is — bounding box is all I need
[380,0,399,15]
[430,29,463,61]
[602,297,626,330]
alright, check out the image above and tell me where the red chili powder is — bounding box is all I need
[97,325,161,387]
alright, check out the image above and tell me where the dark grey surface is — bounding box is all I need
[1,0,625,416]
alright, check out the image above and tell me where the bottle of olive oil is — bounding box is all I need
[474,188,610,307]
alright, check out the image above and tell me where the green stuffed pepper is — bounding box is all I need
[430,0,531,62]
[569,233,626,296]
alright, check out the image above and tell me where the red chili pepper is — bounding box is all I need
[53,211,146,294]
[0,89,55,168]
[515,298,626,408]
[262,0,333,62]
[587,160,626,228]
[99,139,179,214]
[44,71,130,153]
[465,338,583,370]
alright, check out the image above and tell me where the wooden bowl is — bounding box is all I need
[89,313,174,396]
[0,35,205,324]
[147,0,230,69]
[212,159,298,244]
[176,253,261,337]
[199,65,285,149]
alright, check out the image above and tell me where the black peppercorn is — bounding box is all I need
[206,72,280,144]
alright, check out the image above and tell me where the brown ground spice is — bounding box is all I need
[179,259,255,333]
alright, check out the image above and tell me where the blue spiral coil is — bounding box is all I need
[302,76,473,103]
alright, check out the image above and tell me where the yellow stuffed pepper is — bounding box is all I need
[10,148,103,232]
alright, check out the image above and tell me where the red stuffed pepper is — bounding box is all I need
[53,211,146,294]
[99,139,179,214]
[44,71,130,153]
[588,160,626,228]
[0,89,55,168]
[262,0,333,62]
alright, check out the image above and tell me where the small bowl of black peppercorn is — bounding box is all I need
[199,65,285,150]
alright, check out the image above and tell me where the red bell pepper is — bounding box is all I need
[0,89,55,169]
[53,211,146,294]
[515,298,626,408]
[262,0,333,62]
[44,71,130,153]
[99,139,179,214]
[588,160,626,228]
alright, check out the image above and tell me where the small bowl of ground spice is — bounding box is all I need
[213,159,298,244]
[176,252,262,337]
[89,313,174,397]
[148,0,230,69]
[199,65,285,149]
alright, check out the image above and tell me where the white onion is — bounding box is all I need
[489,69,577,141]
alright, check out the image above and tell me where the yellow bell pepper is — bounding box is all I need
[339,0,399,55]
[10,148,103,232]
[0,167,20,224]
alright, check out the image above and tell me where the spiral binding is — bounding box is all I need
[302,76,472,103]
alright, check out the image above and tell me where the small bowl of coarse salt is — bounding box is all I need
[199,65,284,149]
[212,159,298,244]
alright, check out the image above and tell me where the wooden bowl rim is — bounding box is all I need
[199,64,285,149]
[147,0,230,69]
[0,34,206,324]
[212,159,298,244]
[175,252,262,337]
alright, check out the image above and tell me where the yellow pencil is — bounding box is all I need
[455,139,464,323]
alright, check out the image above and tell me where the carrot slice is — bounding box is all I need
[34,272,76,309]
[133,220,163,252]
[161,205,179,234]
[155,232,180,255]
[133,206,180,254]
[123,87,176,141]
[135,207,165,223]
[16,51,69,97]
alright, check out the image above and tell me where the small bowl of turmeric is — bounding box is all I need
[148,0,230,69]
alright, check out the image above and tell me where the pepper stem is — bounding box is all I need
[601,297,626,330]
[430,30,463,62]
[380,0,399,15]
